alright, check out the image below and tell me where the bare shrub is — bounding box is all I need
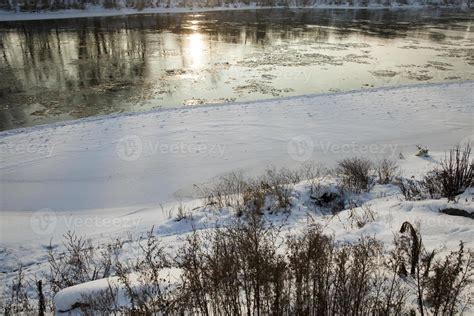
[204,167,299,215]
[242,180,266,216]
[78,281,120,313]
[48,231,122,293]
[59,221,473,316]
[261,167,297,209]
[288,225,406,315]
[173,230,209,314]
[287,224,335,315]
[1,264,31,314]
[300,161,327,195]
[176,214,289,315]
[159,204,174,219]
[374,248,411,315]
[204,171,248,210]
[289,231,390,315]
[396,177,423,201]
[335,237,384,314]
[79,227,174,314]
[175,203,191,222]
[348,204,376,229]
[336,157,373,193]
[115,227,172,312]
[11,218,472,315]
[422,171,443,199]
[425,242,473,315]
[376,158,399,184]
[422,144,473,201]
[393,221,473,315]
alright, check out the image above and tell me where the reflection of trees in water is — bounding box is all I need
[0,20,151,128]
[75,27,148,89]
[1,19,150,90]
[0,31,27,130]
[0,8,470,129]
[0,9,466,91]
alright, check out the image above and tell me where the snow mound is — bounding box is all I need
[54,268,181,314]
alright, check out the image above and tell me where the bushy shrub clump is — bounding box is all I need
[397,144,473,202]
[423,144,473,201]
[336,157,374,193]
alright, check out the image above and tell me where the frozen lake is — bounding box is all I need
[0,8,473,130]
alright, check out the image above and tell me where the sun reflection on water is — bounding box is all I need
[186,32,206,68]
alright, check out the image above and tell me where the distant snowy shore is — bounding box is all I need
[0,3,471,22]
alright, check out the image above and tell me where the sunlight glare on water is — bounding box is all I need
[0,8,473,130]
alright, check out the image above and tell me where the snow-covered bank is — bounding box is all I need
[0,146,472,308]
[0,94,473,312]
[3,153,472,314]
[0,3,470,22]
[50,177,473,314]
[1,81,473,213]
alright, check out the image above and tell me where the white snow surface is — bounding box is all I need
[54,268,182,313]
[1,82,472,215]
[0,82,473,290]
